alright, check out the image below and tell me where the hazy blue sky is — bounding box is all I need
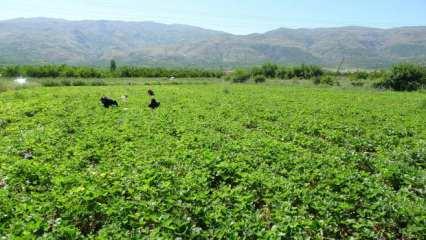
[2,0,426,34]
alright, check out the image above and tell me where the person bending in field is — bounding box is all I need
[147,89,155,96]
[148,98,160,110]
[100,96,118,108]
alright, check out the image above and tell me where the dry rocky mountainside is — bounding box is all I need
[0,18,425,68]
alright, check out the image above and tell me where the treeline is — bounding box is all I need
[1,62,424,91]
[228,63,326,83]
[228,63,390,82]
[0,65,224,78]
[229,62,425,91]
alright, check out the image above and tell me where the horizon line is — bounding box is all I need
[1,17,425,36]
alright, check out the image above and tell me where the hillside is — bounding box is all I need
[0,18,426,68]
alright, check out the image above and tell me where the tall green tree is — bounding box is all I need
[110,59,117,72]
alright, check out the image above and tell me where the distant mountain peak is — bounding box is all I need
[0,18,425,68]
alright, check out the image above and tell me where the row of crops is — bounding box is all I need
[0,84,425,238]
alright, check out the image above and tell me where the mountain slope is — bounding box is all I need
[0,18,425,68]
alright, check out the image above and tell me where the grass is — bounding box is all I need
[0,77,224,87]
[0,82,8,93]
[0,83,425,239]
[0,76,379,92]
[421,99,426,110]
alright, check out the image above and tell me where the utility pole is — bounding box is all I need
[336,57,345,74]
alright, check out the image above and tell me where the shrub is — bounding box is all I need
[370,70,387,79]
[350,71,369,81]
[110,60,117,72]
[232,69,251,83]
[254,75,266,84]
[323,76,339,86]
[250,67,263,77]
[261,63,278,78]
[3,66,20,77]
[313,77,321,85]
[25,65,61,78]
[117,66,223,78]
[276,66,291,79]
[351,80,365,87]
[78,68,102,78]
[0,65,224,79]
[292,64,324,79]
[379,63,426,91]
[64,69,78,78]
[287,69,296,79]
[314,76,339,86]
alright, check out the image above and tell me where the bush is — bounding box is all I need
[64,68,78,78]
[3,66,20,77]
[78,68,102,78]
[292,64,324,79]
[232,69,251,83]
[117,66,223,78]
[250,67,263,77]
[323,76,339,86]
[249,64,324,80]
[314,76,339,86]
[350,71,369,81]
[370,70,387,79]
[110,60,117,72]
[276,66,292,79]
[313,77,321,85]
[25,65,61,78]
[261,63,278,78]
[351,80,365,87]
[379,63,425,91]
[254,75,266,84]
[0,65,224,79]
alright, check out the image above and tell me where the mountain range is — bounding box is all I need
[1,18,426,69]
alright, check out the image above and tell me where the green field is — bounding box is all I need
[0,83,425,239]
